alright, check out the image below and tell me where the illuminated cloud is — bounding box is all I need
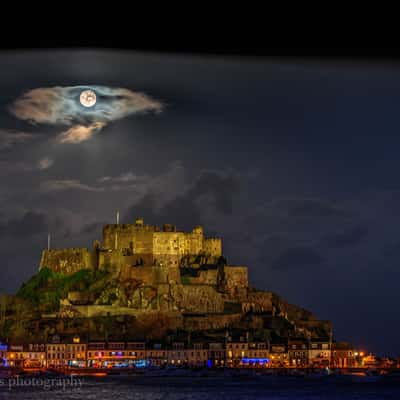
[57,121,106,144]
[9,85,164,143]
[38,157,53,170]
[40,162,184,195]
[40,179,104,192]
[0,157,53,174]
[98,171,149,183]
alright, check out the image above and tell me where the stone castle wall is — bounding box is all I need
[102,223,221,264]
[203,238,222,257]
[183,313,242,331]
[119,265,181,285]
[187,269,218,285]
[40,248,94,274]
[102,224,156,250]
[224,266,248,291]
[169,284,225,313]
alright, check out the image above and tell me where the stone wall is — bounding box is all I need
[118,265,181,285]
[40,248,94,274]
[102,224,155,251]
[120,265,154,285]
[224,266,248,293]
[185,232,204,254]
[183,313,242,331]
[203,238,222,257]
[169,284,225,313]
[187,269,218,285]
[243,290,274,313]
[102,222,216,262]
[153,232,186,257]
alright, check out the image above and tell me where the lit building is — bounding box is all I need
[146,343,168,366]
[167,342,186,366]
[288,339,309,367]
[0,343,8,366]
[362,353,379,368]
[46,343,67,368]
[6,344,45,368]
[208,342,225,367]
[25,344,46,368]
[269,342,289,367]
[7,345,24,368]
[226,340,248,367]
[126,342,147,368]
[186,343,209,367]
[308,339,331,367]
[331,342,358,368]
[65,336,87,368]
[86,341,147,368]
[242,342,270,368]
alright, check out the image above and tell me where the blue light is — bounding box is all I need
[133,359,149,368]
[207,359,212,368]
[241,358,270,364]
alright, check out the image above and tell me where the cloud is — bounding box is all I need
[0,130,35,150]
[0,211,48,239]
[0,157,54,175]
[324,224,369,248]
[285,197,353,218]
[98,171,149,184]
[270,246,324,271]
[40,179,104,192]
[123,169,240,230]
[38,157,53,170]
[40,163,183,196]
[9,85,164,143]
[40,171,151,194]
[0,161,35,174]
[56,121,106,143]
[80,221,106,235]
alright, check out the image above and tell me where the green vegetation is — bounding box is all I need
[16,267,110,312]
[181,275,191,285]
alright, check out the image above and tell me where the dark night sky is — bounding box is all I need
[0,50,399,356]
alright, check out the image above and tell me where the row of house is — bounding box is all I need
[0,336,365,369]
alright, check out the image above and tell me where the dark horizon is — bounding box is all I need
[0,50,399,356]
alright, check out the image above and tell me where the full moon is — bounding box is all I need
[80,90,96,107]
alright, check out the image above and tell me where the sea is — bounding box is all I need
[1,375,400,399]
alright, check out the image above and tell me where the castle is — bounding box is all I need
[40,218,248,290]
[39,218,252,318]
[3,217,331,344]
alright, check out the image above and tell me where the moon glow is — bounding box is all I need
[80,90,97,107]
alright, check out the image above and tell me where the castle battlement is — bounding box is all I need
[45,248,90,252]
